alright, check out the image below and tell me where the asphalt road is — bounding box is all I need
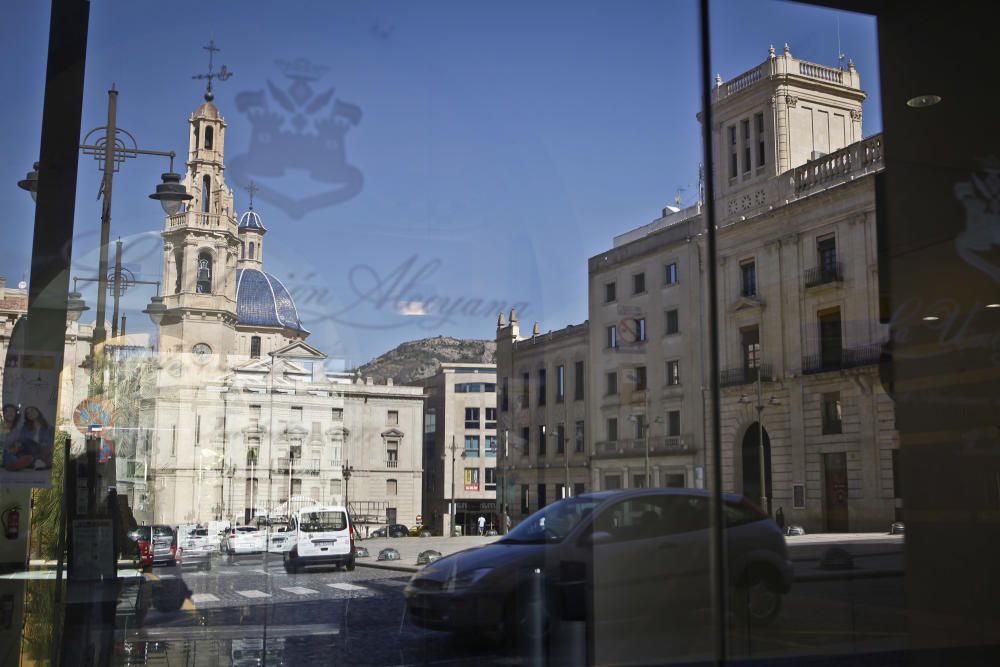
[115,548,906,666]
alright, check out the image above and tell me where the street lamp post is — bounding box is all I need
[19,86,191,393]
[342,461,354,517]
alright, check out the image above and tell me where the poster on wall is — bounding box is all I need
[1,319,59,489]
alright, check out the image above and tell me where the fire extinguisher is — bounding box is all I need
[1,506,20,540]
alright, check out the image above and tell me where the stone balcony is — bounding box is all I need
[166,210,238,232]
[713,45,862,104]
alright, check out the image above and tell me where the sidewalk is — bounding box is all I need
[356,532,904,575]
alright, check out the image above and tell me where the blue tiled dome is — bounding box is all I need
[235,268,307,333]
[239,209,266,231]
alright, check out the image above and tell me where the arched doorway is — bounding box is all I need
[741,422,773,514]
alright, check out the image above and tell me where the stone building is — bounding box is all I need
[495,312,589,521]
[496,45,897,532]
[135,90,423,528]
[415,363,497,535]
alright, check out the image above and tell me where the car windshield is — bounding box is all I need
[501,497,603,544]
[299,511,347,533]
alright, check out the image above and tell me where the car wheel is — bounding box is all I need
[735,568,782,626]
[284,551,299,574]
[202,560,212,572]
[345,558,356,572]
[502,585,554,649]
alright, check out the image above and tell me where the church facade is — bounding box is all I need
[137,93,423,529]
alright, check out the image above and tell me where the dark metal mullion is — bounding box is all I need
[698,0,728,664]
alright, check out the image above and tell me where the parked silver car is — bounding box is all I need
[404,489,792,643]
[176,527,213,571]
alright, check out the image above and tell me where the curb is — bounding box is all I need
[355,561,418,574]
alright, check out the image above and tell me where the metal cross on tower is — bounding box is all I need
[244,180,259,209]
[192,39,233,102]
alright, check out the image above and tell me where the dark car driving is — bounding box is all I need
[370,523,410,538]
[404,489,792,643]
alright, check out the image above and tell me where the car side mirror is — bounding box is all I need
[585,530,614,546]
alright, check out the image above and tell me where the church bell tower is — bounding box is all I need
[156,42,240,369]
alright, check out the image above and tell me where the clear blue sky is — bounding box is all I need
[1,0,879,367]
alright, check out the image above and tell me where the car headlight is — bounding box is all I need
[445,567,494,591]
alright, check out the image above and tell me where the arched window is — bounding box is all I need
[196,252,212,293]
[250,336,261,359]
[249,242,255,260]
[241,242,246,259]
[202,175,211,214]
[204,126,214,150]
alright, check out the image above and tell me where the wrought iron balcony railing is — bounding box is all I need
[719,363,773,388]
[805,261,844,288]
[802,344,882,375]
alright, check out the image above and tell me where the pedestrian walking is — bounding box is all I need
[775,506,786,533]
[477,515,486,536]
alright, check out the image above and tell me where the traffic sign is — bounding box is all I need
[73,396,117,437]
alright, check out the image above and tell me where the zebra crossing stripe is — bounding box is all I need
[327,583,366,591]
[191,593,219,603]
[281,586,319,595]
[236,589,271,598]
[376,579,408,587]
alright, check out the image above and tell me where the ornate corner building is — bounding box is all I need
[497,45,896,533]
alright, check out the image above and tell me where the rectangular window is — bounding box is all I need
[464,407,480,429]
[575,421,585,453]
[574,360,584,400]
[485,407,497,429]
[822,392,843,434]
[793,484,806,509]
[637,317,647,342]
[538,368,547,406]
[606,370,618,395]
[521,426,530,456]
[666,360,680,386]
[250,405,261,423]
[818,236,837,272]
[556,483,566,499]
[485,435,497,457]
[664,262,678,285]
[521,484,529,515]
[464,435,480,457]
[485,468,497,491]
[667,410,681,437]
[521,372,530,408]
[604,475,622,491]
[607,417,618,442]
[634,365,647,391]
[819,308,843,368]
[291,406,303,422]
[538,425,547,455]
[464,468,480,491]
[537,483,547,508]
[574,482,585,496]
[741,260,757,297]
[386,479,398,496]
[250,336,261,359]
[386,439,399,466]
[556,423,565,454]
[556,365,565,402]
[741,326,761,374]
[501,377,509,411]
[728,125,738,178]
[331,407,342,420]
[607,325,617,349]
[330,479,343,498]
[633,414,646,439]
[605,281,616,302]
[742,118,751,173]
[755,112,766,167]
[665,309,679,335]
[387,410,399,426]
[633,272,646,294]
[633,474,646,489]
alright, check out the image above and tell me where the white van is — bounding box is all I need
[283,505,355,573]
